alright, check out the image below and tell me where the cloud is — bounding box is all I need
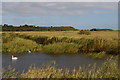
[0,2,2,24]
[2,0,119,2]
[0,3,2,15]
[2,2,118,16]
[93,11,113,14]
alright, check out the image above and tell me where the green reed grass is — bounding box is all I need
[2,34,42,53]
[86,51,106,59]
[2,65,19,78]
[2,32,119,56]
[43,42,79,54]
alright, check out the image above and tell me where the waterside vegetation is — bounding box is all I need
[2,57,120,78]
[2,31,119,58]
[2,30,119,79]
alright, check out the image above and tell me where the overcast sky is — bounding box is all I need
[1,0,119,2]
[2,2,118,30]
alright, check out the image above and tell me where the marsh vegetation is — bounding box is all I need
[2,31,119,78]
[2,57,120,78]
[2,31,119,56]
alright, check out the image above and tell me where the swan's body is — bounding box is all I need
[28,50,31,53]
[12,55,18,60]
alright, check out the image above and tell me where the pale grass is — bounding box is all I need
[2,31,119,40]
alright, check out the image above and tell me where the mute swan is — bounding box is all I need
[12,55,18,60]
[28,50,31,53]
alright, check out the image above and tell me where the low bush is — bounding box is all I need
[78,30,91,35]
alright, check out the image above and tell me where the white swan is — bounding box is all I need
[28,50,31,53]
[12,55,18,60]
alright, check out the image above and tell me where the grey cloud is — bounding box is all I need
[0,3,2,15]
[93,11,114,14]
[2,2,118,16]
[2,0,119,2]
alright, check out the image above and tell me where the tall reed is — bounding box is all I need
[3,57,119,78]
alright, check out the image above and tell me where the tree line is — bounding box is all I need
[1,24,113,31]
[2,24,78,31]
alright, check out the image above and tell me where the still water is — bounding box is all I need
[2,52,106,72]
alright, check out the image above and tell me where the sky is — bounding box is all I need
[1,0,119,2]
[1,2,118,30]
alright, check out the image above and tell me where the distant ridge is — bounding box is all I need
[2,24,78,31]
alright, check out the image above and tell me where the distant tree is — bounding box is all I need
[3,24,8,27]
[24,24,28,27]
[48,29,50,31]
[90,28,97,31]
[20,25,22,27]
[9,25,13,27]
[90,28,113,31]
